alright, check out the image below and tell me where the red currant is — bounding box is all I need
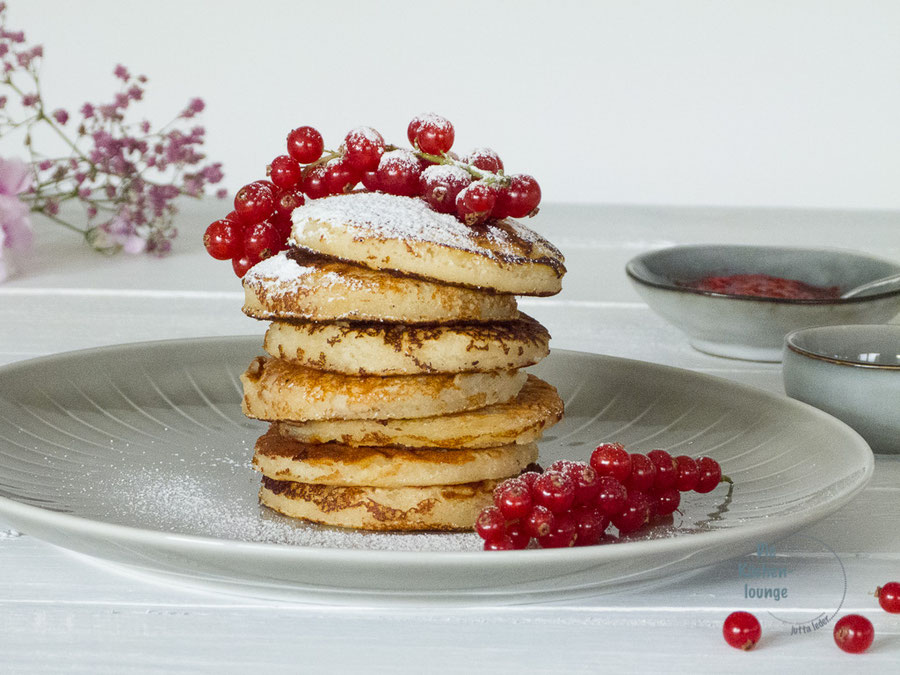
[612,491,651,534]
[484,535,515,551]
[343,126,385,172]
[833,614,874,654]
[408,113,454,155]
[286,126,324,164]
[518,471,542,492]
[566,463,601,508]
[493,479,532,521]
[419,165,471,214]
[876,581,900,613]
[524,504,555,538]
[243,220,283,261]
[505,521,531,550]
[302,165,330,200]
[590,443,632,482]
[231,252,256,278]
[269,155,303,189]
[474,506,506,541]
[572,505,609,546]
[537,512,577,548]
[234,181,275,224]
[462,147,504,173]
[494,174,541,219]
[595,476,627,516]
[625,453,657,492]
[722,611,762,650]
[647,449,677,490]
[652,487,681,516]
[456,182,497,226]
[203,218,243,260]
[361,169,380,191]
[376,150,423,197]
[532,471,575,514]
[674,455,700,492]
[323,157,360,195]
[274,187,305,218]
[694,457,722,494]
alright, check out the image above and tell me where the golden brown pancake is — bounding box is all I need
[273,374,563,448]
[289,192,565,296]
[243,248,519,324]
[253,427,538,487]
[262,313,550,375]
[259,475,498,531]
[240,356,527,422]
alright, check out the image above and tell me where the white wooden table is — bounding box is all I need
[1,202,898,673]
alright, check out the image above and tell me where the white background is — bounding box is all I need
[4,0,900,209]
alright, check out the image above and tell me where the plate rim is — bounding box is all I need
[0,336,876,568]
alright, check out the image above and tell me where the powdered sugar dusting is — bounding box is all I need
[291,192,562,263]
[377,149,419,171]
[243,250,348,293]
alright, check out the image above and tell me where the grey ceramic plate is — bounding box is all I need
[0,337,874,605]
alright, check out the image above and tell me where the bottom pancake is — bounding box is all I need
[253,427,538,487]
[259,476,497,531]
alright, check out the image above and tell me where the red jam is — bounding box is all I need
[685,274,840,300]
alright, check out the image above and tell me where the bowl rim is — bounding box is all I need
[784,325,900,369]
[625,244,900,305]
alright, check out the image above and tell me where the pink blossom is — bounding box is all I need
[21,92,38,107]
[80,102,95,118]
[180,97,205,118]
[0,157,34,254]
[113,64,130,81]
[52,108,69,125]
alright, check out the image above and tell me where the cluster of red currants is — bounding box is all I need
[723,581,899,653]
[203,114,542,277]
[475,443,729,550]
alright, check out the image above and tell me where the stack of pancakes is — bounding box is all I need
[239,191,566,530]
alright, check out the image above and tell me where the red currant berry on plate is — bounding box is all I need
[612,491,651,534]
[590,442,632,483]
[505,521,531,550]
[323,157,360,195]
[647,449,677,490]
[302,165,330,200]
[203,218,243,260]
[419,165,471,214]
[231,252,256,278]
[286,125,324,164]
[876,581,900,613]
[572,505,609,547]
[234,181,275,224]
[674,455,700,492]
[493,479,532,520]
[568,463,601,508]
[474,505,507,541]
[343,126,385,172]
[269,154,303,189]
[408,113,454,155]
[484,535,515,551]
[652,487,681,516]
[722,611,761,650]
[456,182,497,226]
[625,453,657,492]
[376,150,423,197]
[537,512,577,548]
[694,457,723,494]
[595,476,627,516]
[462,147,504,173]
[532,471,575,514]
[524,504,555,538]
[833,614,874,654]
[243,220,283,261]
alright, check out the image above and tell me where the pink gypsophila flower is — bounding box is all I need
[0,157,34,252]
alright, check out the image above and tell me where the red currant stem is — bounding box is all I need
[721,475,734,485]
[299,149,343,178]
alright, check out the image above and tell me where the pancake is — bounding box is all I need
[263,313,550,375]
[259,476,497,531]
[241,356,527,421]
[243,248,519,324]
[253,428,539,487]
[289,192,566,296]
[273,374,563,449]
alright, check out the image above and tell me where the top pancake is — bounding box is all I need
[289,192,566,296]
